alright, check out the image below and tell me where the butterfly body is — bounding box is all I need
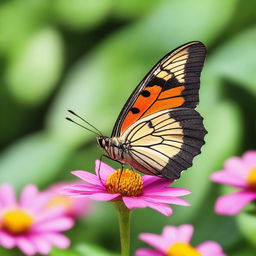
[95,41,207,180]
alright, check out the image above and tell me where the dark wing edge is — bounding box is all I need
[161,108,207,179]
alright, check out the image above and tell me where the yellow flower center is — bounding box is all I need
[2,209,33,234]
[167,242,201,256]
[247,168,256,190]
[106,169,143,196]
[47,195,74,211]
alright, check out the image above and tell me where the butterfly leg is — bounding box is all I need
[97,154,112,186]
[117,163,124,187]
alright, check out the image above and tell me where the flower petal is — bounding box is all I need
[95,160,115,181]
[215,191,256,215]
[135,248,164,256]
[123,197,173,216]
[243,151,256,167]
[0,231,15,249]
[144,195,190,206]
[145,187,191,197]
[0,184,17,207]
[139,233,168,253]
[196,241,226,256]
[29,235,51,255]
[210,171,247,188]
[36,206,65,223]
[224,157,251,178]
[20,185,39,208]
[71,170,102,186]
[162,226,178,244]
[177,224,194,243]
[17,236,37,256]
[33,217,74,232]
[87,193,120,201]
[43,233,70,249]
[142,176,172,192]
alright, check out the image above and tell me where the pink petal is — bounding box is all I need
[123,197,173,216]
[224,157,251,178]
[177,224,194,243]
[71,170,102,186]
[142,176,172,192]
[139,233,168,253]
[43,233,70,249]
[0,184,17,207]
[135,248,164,256]
[196,241,226,256]
[145,187,191,196]
[243,150,256,167]
[28,194,52,213]
[162,226,178,244]
[61,184,105,196]
[87,192,120,201]
[215,191,256,215]
[144,195,190,206]
[36,206,65,223]
[210,171,247,188]
[0,231,15,249]
[29,235,51,255]
[95,160,115,181]
[33,217,74,232]
[17,236,36,256]
[20,185,39,208]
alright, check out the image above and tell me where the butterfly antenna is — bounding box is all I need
[68,110,103,136]
[66,117,100,136]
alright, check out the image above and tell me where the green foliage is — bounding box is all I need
[0,0,255,255]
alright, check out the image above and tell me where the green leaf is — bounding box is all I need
[50,248,82,256]
[0,132,72,190]
[210,26,256,96]
[5,27,63,105]
[0,0,50,57]
[75,243,119,256]
[53,0,113,30]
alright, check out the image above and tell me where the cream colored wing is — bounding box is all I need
[121,108,207,179]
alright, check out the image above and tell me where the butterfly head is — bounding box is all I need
[97,136,110,150]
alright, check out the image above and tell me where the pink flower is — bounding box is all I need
[0,184,74,255]
[211,150,256,215]
[62,160,191,216]
[44,182,91,218]
[135,224,226,256]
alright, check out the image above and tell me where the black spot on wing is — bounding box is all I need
[131,107,140,114]
[141,90,151,97]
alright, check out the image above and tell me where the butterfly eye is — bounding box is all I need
[140,90,151,97]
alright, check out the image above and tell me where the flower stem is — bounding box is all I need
[113,201,131,256]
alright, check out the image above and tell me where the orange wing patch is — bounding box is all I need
[120,86,162,133]
[158,86,185,99]
[143,97,184,118]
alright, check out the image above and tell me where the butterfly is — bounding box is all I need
[68,41,207,180]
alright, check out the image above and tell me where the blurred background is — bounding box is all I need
[0,0,256,255]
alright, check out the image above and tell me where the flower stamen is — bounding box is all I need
[247,168,256,190]
[106,169,143,196]
[167,242,201,256]
[2,209,33,234]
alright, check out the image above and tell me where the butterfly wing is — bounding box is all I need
[120,108,207,179]
[111,41,206,137]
